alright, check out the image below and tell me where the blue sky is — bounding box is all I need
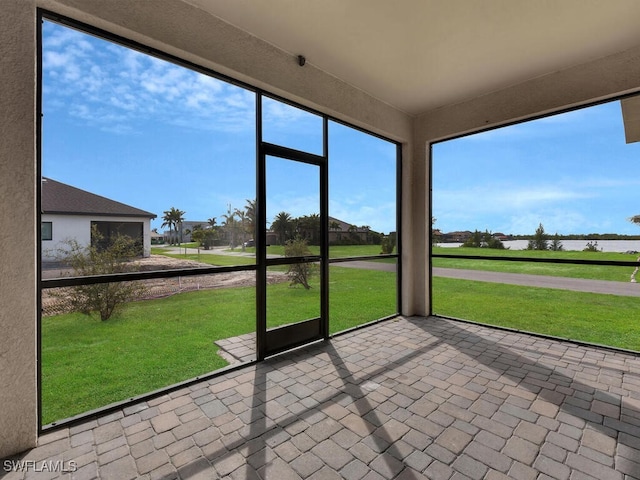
[43,20,640,239]
[433,101,640,236]
[41,20,397,235]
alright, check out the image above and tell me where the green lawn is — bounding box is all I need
[250,244,390,257]
[433,276,640,351]
[151,247,256,266]
[432,248,640,350]
[43,244,640,425]
[433,246,640,282]
[42,286,254,425]
[153,244,392,264]
[41,265,396,424]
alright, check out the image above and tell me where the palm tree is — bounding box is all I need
[207,217,217,228]
[271,211,292,245]
[173,208,186,247]
[235,208,249,251]
[348,224,361,243]
[162,207,186,245]
[329,220,342,243]
[221,205,238,248]
[161,210,174,245]
[361,225,371,244]
[244,198,257,242]
[297,213,320,245]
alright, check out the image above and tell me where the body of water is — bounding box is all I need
[436,239,640,253]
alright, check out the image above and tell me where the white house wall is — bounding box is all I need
[41,214,88,261]
[41,214,153,262]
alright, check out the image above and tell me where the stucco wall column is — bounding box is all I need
[401,141,428,316]
[0,0,38,458]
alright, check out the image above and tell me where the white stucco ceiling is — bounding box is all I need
[184,0,640,116]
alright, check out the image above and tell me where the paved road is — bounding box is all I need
[336,261,640,297]
[435,267,640,297]
[162,250,640,297]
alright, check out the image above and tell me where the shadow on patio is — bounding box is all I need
[2,316,640,479]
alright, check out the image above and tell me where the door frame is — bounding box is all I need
[256,97,329,360]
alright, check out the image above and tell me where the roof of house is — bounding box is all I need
[41,178,156,219]
[328,216,377,234]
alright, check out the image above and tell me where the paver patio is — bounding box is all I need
[3,315,640,479]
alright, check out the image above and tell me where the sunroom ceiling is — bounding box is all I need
[184,0,640,116]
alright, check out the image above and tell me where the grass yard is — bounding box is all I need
[432,276,640,351]
[45,243,639,425]
[432,246,640,282]
[152,244,393,266]
[41,265,397,424]
[150,247,256,266]
[329,264,397,333]
[42,286,254,425]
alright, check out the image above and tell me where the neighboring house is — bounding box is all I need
[328,216,377,244]
[441,231,473,243]
[150,231,165,245]
[41,177,156,262]
[493,232,512,241]
[164,220,208,243]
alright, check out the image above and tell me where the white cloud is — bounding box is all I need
[503,210,592,236]
[506,187,592,208]
[267,193,319,222]
[330,199,396,234]
[43,21,255,135]
[43,50,70,69]
[435,183,592,219]
[433,181,615,235]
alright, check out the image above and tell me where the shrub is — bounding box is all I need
[550,234,564,251]
[52,226,146,320]
[284,237,316,289]
[380,232,397,254]
[583,241,601,252]
[526,223,549,250]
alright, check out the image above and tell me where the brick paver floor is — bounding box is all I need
[3,315,640,479]
[215,333,256,365]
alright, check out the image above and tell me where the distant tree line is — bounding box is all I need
[272,211,393,248]
[162,200,257,251]
[461,230,506,249]
[454,224,601,252]
[512,232,640,240]
[161,204,393,250]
